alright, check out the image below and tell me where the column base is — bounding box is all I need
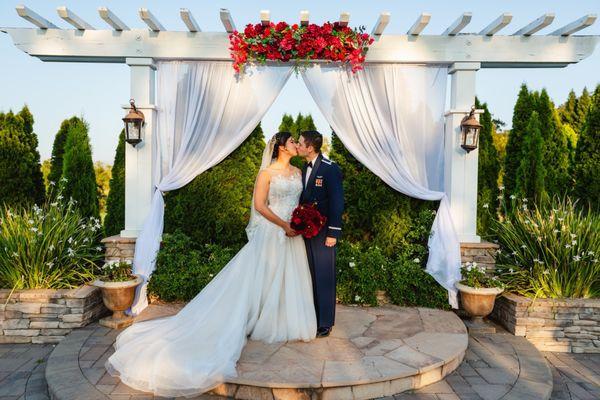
[460,241,500,274]
[101,235,137,262]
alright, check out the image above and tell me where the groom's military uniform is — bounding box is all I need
[301,153,344,330]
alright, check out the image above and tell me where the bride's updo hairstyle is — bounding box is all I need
[271,131,292,160]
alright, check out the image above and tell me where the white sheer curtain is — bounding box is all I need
[302,64,461,308]
[130,61,292,315]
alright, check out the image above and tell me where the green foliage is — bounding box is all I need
[0,107,45,207]
[94,161,112,220]
[164,124,264,248]
[515,112,546,201]
[576,87,592,134]
[104,131,125,236]
[504,84,535,196]
[48,118,74,185]
[537,89,570,196]
[147,232,236,302]
[0,189,102,289]
[336,242,387,306]
[572,85,600,209]
[493,196,599,299]
[558,90,578,128]
[60,118,100,220]
[475,98,501,235]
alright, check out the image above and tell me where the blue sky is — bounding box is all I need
[1,0,598,163]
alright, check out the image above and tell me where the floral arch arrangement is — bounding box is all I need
[229,21,374,73]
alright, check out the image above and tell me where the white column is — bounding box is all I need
[444,62,481,243]
[121,57,156,238]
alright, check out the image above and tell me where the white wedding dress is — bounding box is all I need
[105,171,317,398]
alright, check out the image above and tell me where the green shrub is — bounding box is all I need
[148,232,236,302]
[336,241,387,306]
[104,131,125,236]
[0,189,102,289]
[493,196,599,298]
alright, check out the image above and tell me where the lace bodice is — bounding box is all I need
[268,172,303,221]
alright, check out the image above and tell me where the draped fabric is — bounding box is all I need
[302,64,460,308]
[130,61,292,315]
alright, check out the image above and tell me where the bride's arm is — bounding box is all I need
[254,171,296,235]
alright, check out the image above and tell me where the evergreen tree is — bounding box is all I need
[16,106,45,205]
[537,89,570,196]
[60,118,99,220]
[48,118,74,185]
[515,112,546,201]
[164,123,265,248]
[104,131,126,236]
[575,87,592,134]
[504,84,535,197]
[558,90,578,128]
[0,108,45,207]
[474,98,500,235]
[278,114,295,133]
[572,85,600,208]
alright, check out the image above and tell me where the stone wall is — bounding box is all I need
[491,293,600,353]
[101,235,136,262]
[460,242,499,273]
[0,285,107,344]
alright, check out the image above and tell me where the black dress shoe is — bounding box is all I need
[316,327,331,338]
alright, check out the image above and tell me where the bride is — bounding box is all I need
[105,132,317,397]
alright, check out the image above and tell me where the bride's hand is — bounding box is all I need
[283,223,299,237]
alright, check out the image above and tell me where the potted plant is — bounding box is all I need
[93,260,142,329]
[456,262,505,324]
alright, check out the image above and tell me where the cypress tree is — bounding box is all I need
[515,112,546,201]
[60,118,99,220]
[278,114,294,133]
[504,84,535,197]
[474,98,500,235]
[558,90,578,128]
[575,87,592,134]
[104,131,126,236]
[0,108,45,207]
[572,85,600,208]
[48,118,75,185]
[537,89,570,196]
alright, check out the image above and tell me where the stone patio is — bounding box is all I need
[1,304,598,400]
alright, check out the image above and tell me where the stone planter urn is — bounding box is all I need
[93,275,143,329]
[455,282,504,324]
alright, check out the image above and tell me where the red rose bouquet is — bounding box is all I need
[290,203,327,239]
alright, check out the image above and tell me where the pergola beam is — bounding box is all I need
[57,6,95,30]
[443,13,472,36]
[339,12,350,27]
[139,8,165,32]
[98,7,130,31]
[260,10,270,26]
[2,28,597,67]
[15,5,58,29]
[300,10,309,27]
[220,9,236,33]
[371,12,391,40]
[407,13,431,35]
[180,9,201,32]
[549,14,597,36]
[479,13,513,36]
[513,13,555,36]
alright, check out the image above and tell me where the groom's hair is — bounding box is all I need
[300,130,323,153]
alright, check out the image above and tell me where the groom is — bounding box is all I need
[296,131,344,338]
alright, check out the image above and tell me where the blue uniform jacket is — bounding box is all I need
[300,153,344,239]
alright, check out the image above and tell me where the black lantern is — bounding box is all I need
[460,106,482,153]
[122,99,145,147]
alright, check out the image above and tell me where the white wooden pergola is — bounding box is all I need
[2,6,598,244]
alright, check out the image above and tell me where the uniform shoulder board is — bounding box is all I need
[321,158,333,165]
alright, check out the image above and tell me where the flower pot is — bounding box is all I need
[455,282,504,323]
[92,275,143,329]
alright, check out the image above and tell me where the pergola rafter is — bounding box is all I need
[2,5,598,243]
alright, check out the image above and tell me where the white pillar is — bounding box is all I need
[120,57,156,238]
[444,62,481,243]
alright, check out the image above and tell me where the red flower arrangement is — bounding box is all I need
[229,21,374,73]
[290,203,327,239]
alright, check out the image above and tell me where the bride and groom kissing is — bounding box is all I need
[106,130,344,397]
